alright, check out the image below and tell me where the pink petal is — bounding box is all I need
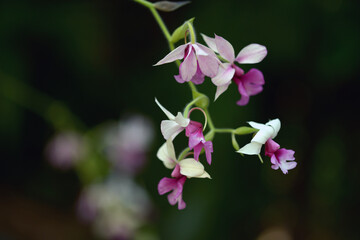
[204,141,213,165]
[171,164,181,178]
[265,139,280,157]
[215,34,235,62]
[177,197,186,210]
[197,55,219,78]
[190,64,205,85]
[242,69,265,95]
[236,81,250,106]
[155,44,188,65]
[214,83,231,101]
[235,44,267,64]
[158,177,177,195]
[276,148,295,162]
[180,46,197,81]
[193,143,203,161]
[174,74,186,83]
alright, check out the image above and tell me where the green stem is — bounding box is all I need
[214,128,235,133]
[178,147,190,161]
[183,96,205,118]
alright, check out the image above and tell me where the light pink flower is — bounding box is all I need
[202,34,267,103]
[155,43,220,85]
[265,139,297,174]
[185,120,213,165]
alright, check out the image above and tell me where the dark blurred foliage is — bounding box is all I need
[1,0,359,239]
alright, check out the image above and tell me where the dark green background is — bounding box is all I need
[1,0,359,239]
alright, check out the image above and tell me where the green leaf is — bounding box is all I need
[170,17,195,43]
[154,1,190,12]
[233,127,258,135]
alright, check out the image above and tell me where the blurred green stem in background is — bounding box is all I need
[0,74,84,131]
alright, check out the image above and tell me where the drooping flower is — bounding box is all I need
[185,120,213,165]
[155,98,190,140]
[265,139,297,174]
[154,42,220,85]
[157,139,211,209]
[202,34,267,103]
[237,119,281,155]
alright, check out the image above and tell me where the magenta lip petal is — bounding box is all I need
[193,143,203,160]
[276,148,295,161]
[171,164,181,178]
[265,139,280,157]
[174,74,186,83]
[158,177,177,195]
[190,64,205,85]
[204,141,213,165]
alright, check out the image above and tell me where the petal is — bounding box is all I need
[215,34,235,62]
[190,64,205,85]
[247,121,265,130]
[215,83,231,101]
[197,55,219,78]
[282,161,297,171]
[197,171,211,179]
[193,143,203,160]
[201,34,218,53]
[156,140,177,169]
[171,164,181,178]
[158,177,177,195]
[177,196,186,210]
[235,44,267,64]
[174,74,186,83]
[266,119,281,139]
[174,112,190,127]
[242,69,265,95]
[265,139,280,157]
[251,125,274,144]
[237,142,262,155]
[236,81,250,106]
[179,158,205,177]
[204,141,213,165]
[154,44,187,65]
[155,98,175,119]
[211,63,235,86]
[276,148,295,162]
[180,46,197,81]
[160,120,184,140]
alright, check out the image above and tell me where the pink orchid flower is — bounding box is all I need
[155,43,220,85]
[265,139,297,174]
[185,120,213,165]
[202,34,267,105]
[157,140,211,209]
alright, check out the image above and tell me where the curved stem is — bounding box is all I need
[187,22,196,44]
[183,96,205,118]
[178,147,190,161]
[215,128,235,133]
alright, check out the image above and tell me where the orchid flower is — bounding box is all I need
[265,139,297,174]
[155,98,190,140]
[202,34,267,104]
[157,139,211,209]
[185,120,213,165]
[154,42,220,85]
[237,119,281,155]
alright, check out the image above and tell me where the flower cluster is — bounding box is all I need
[135,0,297,210]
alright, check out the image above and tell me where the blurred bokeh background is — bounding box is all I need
[1,0,359,239]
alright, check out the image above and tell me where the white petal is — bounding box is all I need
[156,141,177,169]
[214,34,235,62]
[160,120,184,140]
[235,44,267,64]
[155,98,175,120]
[266,119,281,139]
[251,125,274,144]
[196,171,211,179]
[192,43,209,56]
[214,83,231,101]
[201,34,218,53]
[154,44,187,65]
[247,121,266,130]
[211,63,235,86]
[174,112,190,127]
[237,142,262,155]
[179,158,205,177]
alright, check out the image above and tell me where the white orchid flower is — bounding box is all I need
[237,119,281,155]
